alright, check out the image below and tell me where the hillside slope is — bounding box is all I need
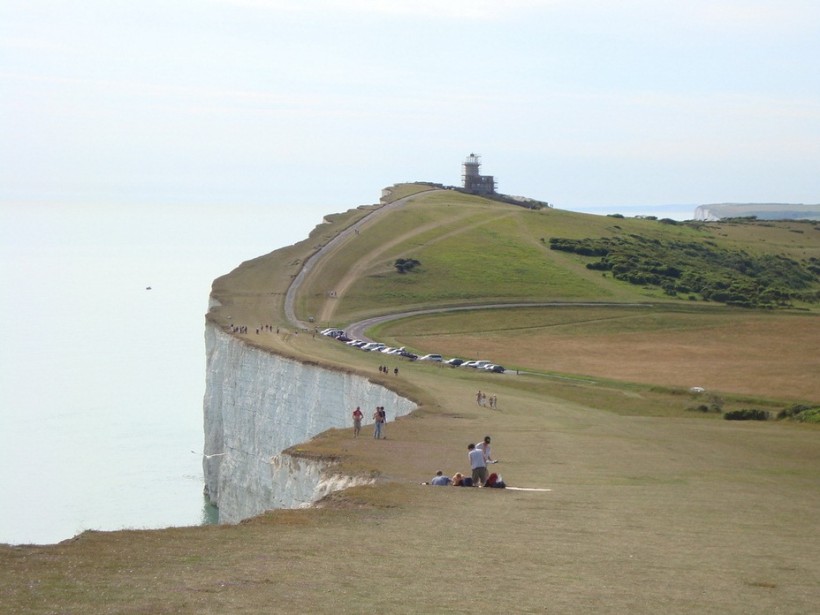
[296,187,820,325]
[5,185,816,615]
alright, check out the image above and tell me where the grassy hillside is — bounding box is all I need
[3,185,818,614]
[298,188,820,325]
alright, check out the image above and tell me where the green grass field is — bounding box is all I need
[2,186,818,614]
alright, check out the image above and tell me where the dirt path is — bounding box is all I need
[316,211,473,323]
[317,209,515,323]
[284,189,443,329]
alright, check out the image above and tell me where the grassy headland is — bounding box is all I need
[2,186,818,614]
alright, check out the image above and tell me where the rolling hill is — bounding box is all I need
[5,184,818,615]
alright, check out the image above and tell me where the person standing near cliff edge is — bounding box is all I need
[379,406,387,439]
[373,406,384,439]
[352,406,363,437]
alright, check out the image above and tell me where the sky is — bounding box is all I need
[2,0,819,220]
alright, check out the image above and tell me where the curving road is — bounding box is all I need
[284,189,653,344]
[344,302,654,343]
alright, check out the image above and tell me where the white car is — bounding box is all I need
[418,354,443,362]
[462,360,491,369]
[360,342,386,351]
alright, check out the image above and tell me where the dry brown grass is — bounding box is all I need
[383,306,820,402]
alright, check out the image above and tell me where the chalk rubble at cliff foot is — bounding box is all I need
[203,323,416,524]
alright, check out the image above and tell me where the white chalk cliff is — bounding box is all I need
[203,322,416,524]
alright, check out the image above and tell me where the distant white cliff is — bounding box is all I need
[694,203,820,221]
[203,322,416,524]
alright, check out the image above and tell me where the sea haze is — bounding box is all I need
[0,202,320,545]
[565,204,697,221]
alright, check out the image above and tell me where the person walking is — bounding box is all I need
[468,442,488,487]
[352,406,363,437]
[373,406,385,439]
[378,406,387,438]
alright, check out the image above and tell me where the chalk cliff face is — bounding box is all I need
[203,323,415,524]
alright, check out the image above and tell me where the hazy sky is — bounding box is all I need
[2,0,819,216]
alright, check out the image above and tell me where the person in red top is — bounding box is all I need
[352,406,363,437]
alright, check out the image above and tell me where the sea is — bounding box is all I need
[0,201,322,545]
[0,199,691,546]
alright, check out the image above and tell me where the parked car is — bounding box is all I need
[418,354,443,362]
[321,328,344,337]
[445,358,465,366]
[462,360,491,369]
[381,346,405,355]
[360,342,386,352]
[400,350,418,360]
[483,364,506,373]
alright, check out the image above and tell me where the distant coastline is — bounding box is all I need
[695,203,820,221]
[566,202,820,222]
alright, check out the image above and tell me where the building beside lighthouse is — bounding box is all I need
[462,153,496,195]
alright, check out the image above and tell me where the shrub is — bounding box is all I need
[687,404,720,413]
[394,258,421,274]
[724,409,770,421]
[800,409,820,424]
[777,404,820,423]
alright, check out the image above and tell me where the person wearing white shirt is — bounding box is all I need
[476,435,496,464]
[468,442,488,487]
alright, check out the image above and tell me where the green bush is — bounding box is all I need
[777,404,820,423]
[547,234,819,308]
[724,409,770,421]
[394,258,421,274]
[687,404,721,414]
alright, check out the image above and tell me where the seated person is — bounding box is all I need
[484,472,506,488]
[451,472,464,486]
[430,470,452,486]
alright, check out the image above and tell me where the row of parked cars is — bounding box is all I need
[320,329,506,373]
[420,355,506,373]
[320,328,420,359]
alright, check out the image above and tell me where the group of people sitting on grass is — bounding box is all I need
[429,470,505,488]
[426,435,506,488]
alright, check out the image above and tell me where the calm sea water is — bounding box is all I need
[0,202,320,545]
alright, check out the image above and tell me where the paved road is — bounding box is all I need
[344,302,654,343]
[284,190,653,346]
